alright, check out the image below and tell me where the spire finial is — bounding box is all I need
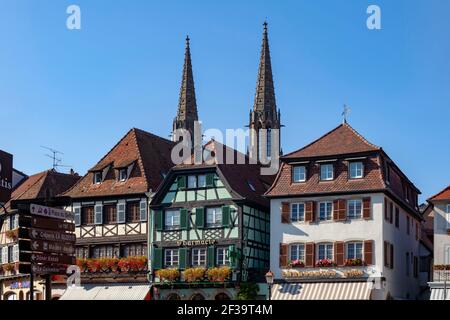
[342,104,351,124]
[186,35,190,46]
[263,20,268,33]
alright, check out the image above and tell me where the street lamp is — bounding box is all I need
[265,270,274,301]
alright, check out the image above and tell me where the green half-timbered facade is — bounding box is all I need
[149,143,273,300]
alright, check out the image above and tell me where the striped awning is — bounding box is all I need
[60,283,150,300]
[430,288,450,300]
[272,282,372,300]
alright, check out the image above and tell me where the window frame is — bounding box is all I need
[289,243,305,263]
[291,203,305,222]
[216,247,230,266]
[292,166,306,183]
[126,202,141,223]
[318,201,333,221]
[82,206,95,225]
[346,242,363,260]
[198,175,207,188]
[206,207,222,228]
[119,168,127,182]
[349,161,364,179]
[320,164,334,181]
[103,204,117,224]
[347,199,363,220]
[187,175,197,189]
[165,209,181,230]
[165,249,179,267]
[317,243,334,261]
[191,247,207,267]
[93,171,102,184]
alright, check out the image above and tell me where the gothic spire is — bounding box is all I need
[173,35,198,143]
[253,21,277,116]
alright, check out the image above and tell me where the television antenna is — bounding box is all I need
[41,146,72,171]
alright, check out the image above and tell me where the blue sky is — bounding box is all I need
[0,0,449,201]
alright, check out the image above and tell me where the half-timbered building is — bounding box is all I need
[59,128,174,299]
[266,123,423,300]
[149,140,274,300]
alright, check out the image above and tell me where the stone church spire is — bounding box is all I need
[173,36,199,145]
[249,22,282,159]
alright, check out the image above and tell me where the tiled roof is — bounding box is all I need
[428,185,450,201]
[283,123,380,159]
[62,128,175,199]
[2,170,80,211]
[172,140,275,208]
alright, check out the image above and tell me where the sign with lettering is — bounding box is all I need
[19,228,76,243]
[19,215,75,232]
[31,264,68,275]
[176,239,217,247]
[30,204,74,221]
[20,252,76,265]
[30,239,75,255]
[0,150,13,204]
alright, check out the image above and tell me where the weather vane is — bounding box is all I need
[342,104,351,124]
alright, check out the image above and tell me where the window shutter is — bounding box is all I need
[94,204,103,225]
[2,247,8,264]
[139,200,147,222]
[207,247,215,268]
[195,208,205,228]
[180,209,189,230]
[414,256,418,278]
[363,197,371,220]
[155,210,163,231]
[228,245,237,268]
[305,201,315,222]
[74,207,81,226]
[117,203,126,223]
[177,176,187,189]
[305,243,315,267]
[279,243,288,268]
[281,202,291,223]
[335,242,345,266]
[13,244,19,262]
[339,199,347,220]
[205,173,215,187]
[179,248,188,270]
[222,206,231,227]
[364,240,374,265]
[390,244,394,269]
[333,200,339,221]
[384,241,388,267]
[152,247,163,270]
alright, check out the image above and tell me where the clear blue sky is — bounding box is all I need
[0,0,449,202]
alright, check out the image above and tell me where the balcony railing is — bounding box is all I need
[433,270,450,282]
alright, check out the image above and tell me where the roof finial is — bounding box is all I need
[342,104,351,124]
[186,35,190,47]
[263,19,268,33]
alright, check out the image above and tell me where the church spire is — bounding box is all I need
[249,21,282,158]
[173,35,199,144]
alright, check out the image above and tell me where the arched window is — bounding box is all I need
[215,292,230,300]
[5,292,17,300]
[190,293,205,300]
[19,291,24,300]
[166,293,181,300]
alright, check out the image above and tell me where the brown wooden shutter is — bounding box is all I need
[338,199,347,221]
[281,202,291,224]
[305,201,315,222]
[364,240,374,265]
[279,243,288,268]
[312,201,317,221]
[363,197,371,220]
[333,200,339,221]
[390,244,394,269]
[305,242,315,267]
[334,241,345,266]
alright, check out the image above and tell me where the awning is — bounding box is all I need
[59,283,150,300]
[430,288,450,300]
[272,282,372,300]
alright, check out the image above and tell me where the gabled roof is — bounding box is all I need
[2,169,80,211]
[283,123,380,159]
[156,140,274,208]
[62,128,175,199]
[428,185,450,201]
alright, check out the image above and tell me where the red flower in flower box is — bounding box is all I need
[315,259,336,268]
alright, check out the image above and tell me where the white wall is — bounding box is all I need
[432,202,450,265]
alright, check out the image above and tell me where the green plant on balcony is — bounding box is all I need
[206,266,231,282]
[183,267,206,282]
[434,265,450,271]
[156,268,180,283]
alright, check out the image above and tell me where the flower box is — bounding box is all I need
[206,267,231,282]
[315,259,336,268]
[344,259,365,267]
[5,229,18,241]
[288,260,305,268]
[183,267,206,282]
[156,268,180,282]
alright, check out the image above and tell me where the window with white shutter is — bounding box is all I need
[13,244,19,262]
[140,200,147,222]
[94,204,103,225]
[117,203,126,223]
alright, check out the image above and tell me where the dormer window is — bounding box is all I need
[119,169,127,182]
[93,172,102,184]
[349,162,364,179]
[293,166,306,182]
[320,164,334,181]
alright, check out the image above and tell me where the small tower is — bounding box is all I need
[249,22,281,159]
[173,36,199,146]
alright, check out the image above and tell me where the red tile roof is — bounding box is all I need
[428,185,450,201]
[283,123,380,159]
[3,170,80,211]
[63,128,175,199]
